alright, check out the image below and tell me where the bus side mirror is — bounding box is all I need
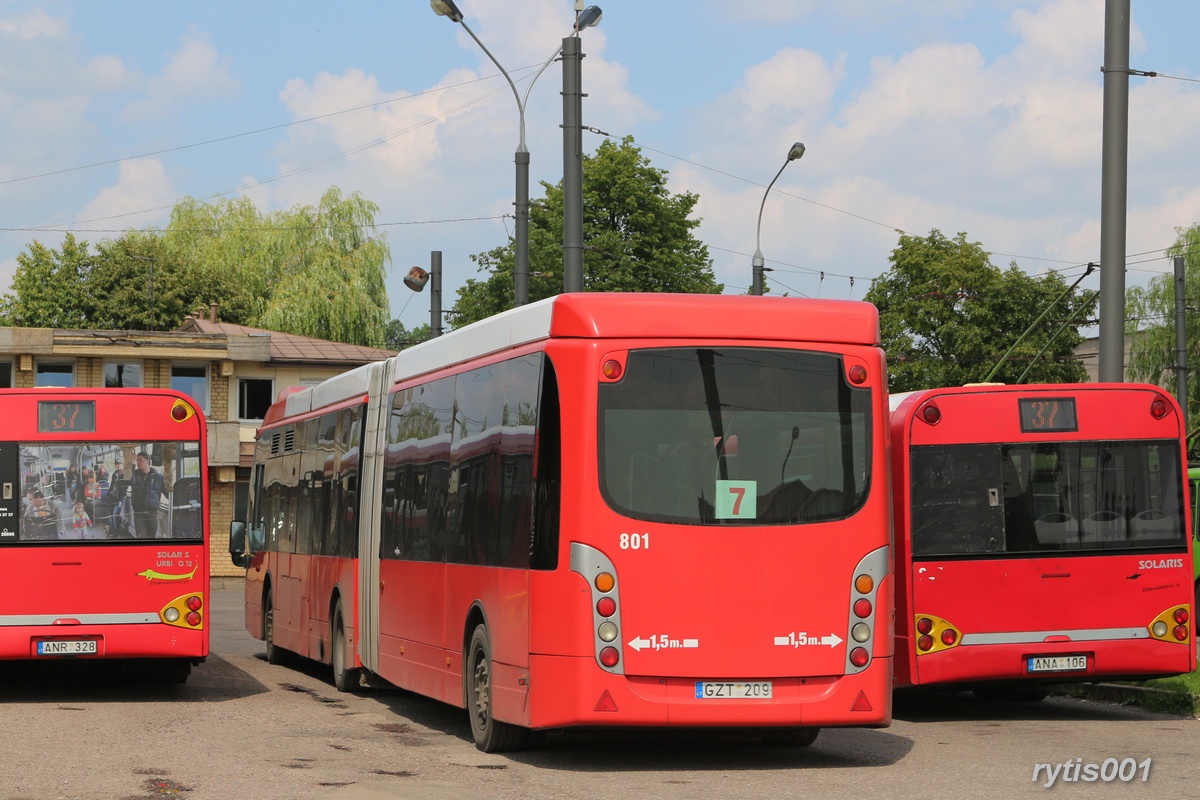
[229,521,250,568]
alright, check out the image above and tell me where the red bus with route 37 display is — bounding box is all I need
[0,388,209,683]
[889,383,1195,699]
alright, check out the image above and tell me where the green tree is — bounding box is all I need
[384,319,432,351]
[1,233,92,327]
[3,187,392,347]
[864,229,1094,392]
[1127,222,1200,434]
[453,136,721,327]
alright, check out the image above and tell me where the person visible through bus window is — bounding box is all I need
[25,490,59,539]
[72,501,93,533]
[130,451,168,538]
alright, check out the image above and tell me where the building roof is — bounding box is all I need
[178,318,395,366]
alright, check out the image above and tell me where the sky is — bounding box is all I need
[1,0,1198,336]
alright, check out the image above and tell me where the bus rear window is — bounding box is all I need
[598,347,871,525]
[3,441,204,544]
[910,439,1186,557]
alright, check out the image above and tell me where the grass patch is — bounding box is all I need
[1058,670,1200,717]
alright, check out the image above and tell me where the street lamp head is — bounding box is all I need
[787,142,806,161]
[576,6,603,31]
[430,0,463,23]
[403,266,430,292]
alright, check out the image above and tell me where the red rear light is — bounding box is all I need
[921,404,941,425]
[596,597,616,617]
[1174,608,1189,625]
[916,617,933,635]
[854,599,872,618]
[917,635,933,651]
[599,646,620,667]
[1150,398,1168,419]
[602,360,623,380]
[941,629,957,646]
[185,611,202,627]
[1174,625,1189,641]
[848,365,868,385]
[849,647,869,667]
[186,596,203,612]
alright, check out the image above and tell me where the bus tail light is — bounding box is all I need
[160,594,205,631]
[1149,397,1168,419]
[1149,606,1191,644]
[170,399,196,423]
[570,543,625,674]
[914,614,961,654]
[845,546,888,674]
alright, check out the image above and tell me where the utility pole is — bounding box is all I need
[562,34,584,293]
[1097,0,1130,382]
[1175,255,1187,434]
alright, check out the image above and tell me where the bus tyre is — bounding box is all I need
[761,727,820,747]
[332,599,360,693]
[264,590,287,666]
[466,624,527,753]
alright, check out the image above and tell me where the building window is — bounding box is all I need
[104,362,143,388]
[239,378,274,420]
[171,364,209,412]
[0,362,11,388]
[35,362,74,387]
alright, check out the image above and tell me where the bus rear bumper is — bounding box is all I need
[912,638,1194,687]
[525,654,892,730]
[0,625,207,661]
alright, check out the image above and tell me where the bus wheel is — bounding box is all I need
[264,591,287,666]
[466,624,528,753]
[761,727,820,747]
[332,598,360,693]
[162,660,191,684]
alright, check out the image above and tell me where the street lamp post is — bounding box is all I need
[403,253,444,339]
[751,142,805,296]
[431,1,602,307]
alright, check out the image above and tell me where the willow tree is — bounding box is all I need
[165,187,391,346]
[4,187,392,347]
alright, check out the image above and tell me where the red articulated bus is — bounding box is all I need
[230,293,893,750]
[0,389,209,683]
[890,383,1195,699]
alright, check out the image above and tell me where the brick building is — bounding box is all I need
[0,308,393,580]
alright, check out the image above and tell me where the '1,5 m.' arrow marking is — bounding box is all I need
[772,632,844,648]
[627,635,700,652]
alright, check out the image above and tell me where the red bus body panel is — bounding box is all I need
[891,383,1195,688]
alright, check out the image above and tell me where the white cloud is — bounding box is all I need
[75,159,177,231]
[123,28,238,122]
[0,8,68,41]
